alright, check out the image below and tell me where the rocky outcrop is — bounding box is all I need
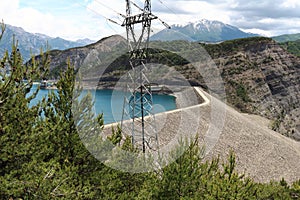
[205,38,300,140]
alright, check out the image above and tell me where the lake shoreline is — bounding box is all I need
[30,84,178,124]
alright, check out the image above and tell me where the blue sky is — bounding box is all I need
[1,0,300,41]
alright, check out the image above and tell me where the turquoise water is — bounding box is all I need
[29,85,176,124]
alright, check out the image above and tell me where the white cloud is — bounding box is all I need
[0,0,19,14]
[241,28,272,37]
[1,0,300,40]
[281,0,300,8]
[0,0,121,40]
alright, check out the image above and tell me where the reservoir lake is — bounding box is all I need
[29,84,176,124]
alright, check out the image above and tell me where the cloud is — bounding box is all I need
[0,0,120,40]
[149,0,300,36]
[151,0,232,28]
[1,0,300,40]
[223,0,300,35]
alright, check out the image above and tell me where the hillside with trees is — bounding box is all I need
[273,33,300,43]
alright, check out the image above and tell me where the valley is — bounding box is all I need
[35,35,300,141]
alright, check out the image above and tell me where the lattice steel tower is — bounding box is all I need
[120,0,168,153]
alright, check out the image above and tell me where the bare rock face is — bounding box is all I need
[205,38,300,140]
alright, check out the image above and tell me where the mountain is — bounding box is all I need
[31,35,127,79]
[150,19,259,42]
[76,38,95,45]
[32,35,300,142]
[273,33,300,43]
[0,24,94,61]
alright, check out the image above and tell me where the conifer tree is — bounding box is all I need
[0,21,49,197]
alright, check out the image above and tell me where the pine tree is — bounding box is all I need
[0,22,49,197]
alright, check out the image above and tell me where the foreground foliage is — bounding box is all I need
[1,23,300,199]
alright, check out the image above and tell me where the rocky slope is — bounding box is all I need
[148,37,300,140]
[33,35,127,80]
[33,35,300,141]
[202,37,300,140]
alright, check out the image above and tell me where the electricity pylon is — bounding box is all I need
[120,0,170,153]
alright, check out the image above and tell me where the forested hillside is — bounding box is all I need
[273,33,300,43]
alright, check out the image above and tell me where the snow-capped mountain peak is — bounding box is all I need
[150,19,258,42]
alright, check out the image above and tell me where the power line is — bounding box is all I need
[75,2,121,34]
[134,0,177,16]
[93,0,126,18]
[78,0,173,36]
[156,0,178,16]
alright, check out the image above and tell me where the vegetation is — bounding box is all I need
[280,39,300,57]
[225,80,252,112]
[1,22,300,199]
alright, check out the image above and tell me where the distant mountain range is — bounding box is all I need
[0,24,95,61]
[2,20,300,62]
[150,19,259,42]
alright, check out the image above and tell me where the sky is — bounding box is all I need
[0,0,300,41]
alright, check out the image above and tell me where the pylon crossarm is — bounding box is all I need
[122,13,158,26]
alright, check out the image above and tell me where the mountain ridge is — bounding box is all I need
[150,19,259,42]
[3,20,300,63]
[0,24,95,61]
[273,33,300,43]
